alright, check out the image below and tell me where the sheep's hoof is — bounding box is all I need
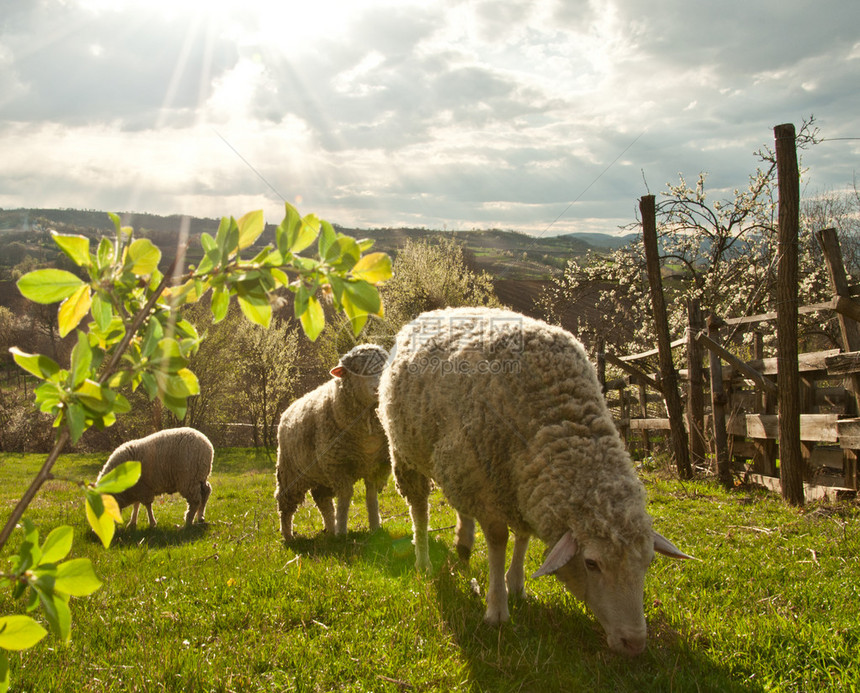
[483,605,510,626]
[456,544,472,562]
[415,558,432,573]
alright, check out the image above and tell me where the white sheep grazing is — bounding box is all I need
[274,344,390,541]
[98,427,213,529]
[377,307,692,656]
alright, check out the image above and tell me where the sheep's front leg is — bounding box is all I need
[455,513,475,562]
[505,533,530,599]
[129,502,141,530]
[183,501,199,528]
[482,520,510,624]
[364,478,381,532]
[145,504,157,527]
[335,487,354,536]
[394,463,432,572]
[311,487,336,534]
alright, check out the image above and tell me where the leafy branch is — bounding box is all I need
[0,203,391,691]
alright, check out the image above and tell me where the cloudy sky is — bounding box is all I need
[1,0,858,236]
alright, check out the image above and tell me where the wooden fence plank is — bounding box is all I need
[695,331,778,394]
[726,413,839,442]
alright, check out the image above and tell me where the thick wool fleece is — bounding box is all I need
[379,307,653,560]
[274,344,390,536]
[98,427,213,523]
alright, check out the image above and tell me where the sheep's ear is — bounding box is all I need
[532,530,578,578]
[653,530,695,560]
[330,365,346,378]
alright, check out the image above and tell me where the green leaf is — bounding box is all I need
[17,269,85,304]
[93,460,141,494]
[52,232,91,268]
[39,526,74,565]
[318,220,337,259]
[237,209,265,250]
[278,202,320,254]
[57,284,92,338]
[270,267,289,287]
[294,283,310,318]
[351,252,392,284]
[196,233,219,274]
[108,212,122,234]
[140,318,163,358]
[343,294,369,336]
[75,379,111,413]
[215,216,240,261]
[70,332,93,389]
[327,275,345,309]
[152,338,188,373]
[211,287,229,323]
[237,293,272,328]
[66,402,87,444]
[162,393,189,420]
[54,558,102,597]
[328,236,360,270]
[90,293,112,332]
[0,615,48,651]
[15,520,40,573]
[343,280,382,315]
[96,236,114,267]
[299,295,325,341]
[10,348,61,380]
[160,368,200,399]
[37,588,71,643]
[128,238,161,275]
[85,492,115,548]
[34,381,63,414]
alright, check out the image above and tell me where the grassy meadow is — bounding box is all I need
[0,448,858,692]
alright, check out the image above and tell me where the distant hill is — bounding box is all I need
[553,232,639,249]
[0,207,633,355]
[0,208,617,281]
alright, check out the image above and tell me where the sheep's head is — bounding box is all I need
[533,529,692,656]
[330,344,389,406]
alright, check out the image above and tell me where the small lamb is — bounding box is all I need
[275,344,390,541]
[98,427,213,529]
[378,307,692,656]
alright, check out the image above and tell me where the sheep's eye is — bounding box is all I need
[584,559,601,572]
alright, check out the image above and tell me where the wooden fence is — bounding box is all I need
[604,225,860,501]
[599,124,858,503]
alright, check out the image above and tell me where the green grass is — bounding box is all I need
[1,449,859,692]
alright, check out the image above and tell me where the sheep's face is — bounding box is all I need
[553,538,652,656]
[352,371,384,405]
[330,344,387,408]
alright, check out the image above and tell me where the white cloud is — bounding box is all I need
[0,0,858,236]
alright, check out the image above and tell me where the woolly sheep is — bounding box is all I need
[377,307,692,656]
[98,427,213,529]
[275,344,390,541]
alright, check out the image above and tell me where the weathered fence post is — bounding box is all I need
[640,194,692,479]
[774,122,804,506]
[816,228,860,416]
[686,299,706,472]
[817,226,860,488]
[707,314,732,487]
